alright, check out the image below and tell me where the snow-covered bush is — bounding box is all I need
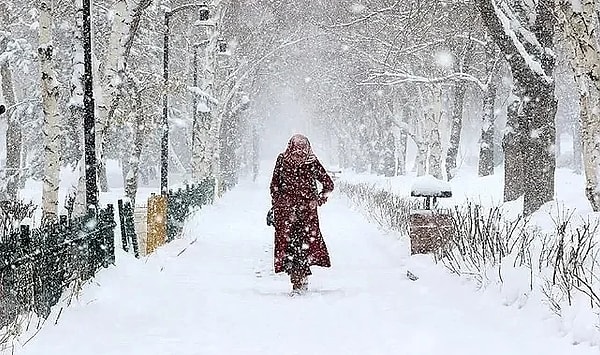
[339,181,600,343]
[337,181,418,236]
[0,200,36,242]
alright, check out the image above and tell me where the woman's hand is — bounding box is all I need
[317,193,328,206]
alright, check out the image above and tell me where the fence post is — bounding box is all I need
[82,207,96,280]
[117,199,129,252]
[123,201,139,258]
[105,204,116,266]
[18,225,34,314]
[167,189,176,242]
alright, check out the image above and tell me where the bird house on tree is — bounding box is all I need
[198,4,209,21]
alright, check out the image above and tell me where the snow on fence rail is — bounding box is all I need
[0,205,116,330]
[117,178,215,257]
[337,179,600,343]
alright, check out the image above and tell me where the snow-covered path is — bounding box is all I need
[17,180,598,355]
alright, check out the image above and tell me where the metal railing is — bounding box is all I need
[0,205,116,327]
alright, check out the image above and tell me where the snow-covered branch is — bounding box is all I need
[489,0,552,83]
[363,71,487,91]
[326,2,402,28]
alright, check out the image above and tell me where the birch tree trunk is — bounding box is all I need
[395,117,407,176]
[191,3,227,190]
[70,0,87,218]
[0,7,20,200]
[412,88,429,176]
[579,84,600,210]
[428,87,444,180]
[559,0,600,211]
[192,111,214,181]
[1,50,19,200]
[95,0,127,192]
[124,80,146,207]
[445,80,466,180]
[39,0,61,224]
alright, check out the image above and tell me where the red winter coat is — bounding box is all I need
[270,138,334,274]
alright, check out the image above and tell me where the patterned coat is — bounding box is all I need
[269,148,334,273]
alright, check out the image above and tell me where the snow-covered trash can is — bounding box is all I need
[409,175,454,255]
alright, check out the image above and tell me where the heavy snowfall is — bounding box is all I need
[1,0,600,354]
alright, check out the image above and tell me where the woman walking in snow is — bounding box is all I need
[270,134,334,293]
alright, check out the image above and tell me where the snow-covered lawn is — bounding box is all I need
[11,177,598,355]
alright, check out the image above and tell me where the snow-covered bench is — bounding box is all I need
[409,175,454,255]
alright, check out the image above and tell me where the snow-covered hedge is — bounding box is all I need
[338,180,600,344]
[337,181,419,236]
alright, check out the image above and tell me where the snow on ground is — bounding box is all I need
[12,175,599,355]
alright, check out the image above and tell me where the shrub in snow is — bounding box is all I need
[0,200,37,242]
[337,181,418,235]
[339,181,600,345]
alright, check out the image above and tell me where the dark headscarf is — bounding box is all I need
[283,134,316,166]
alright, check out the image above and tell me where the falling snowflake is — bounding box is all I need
[435,50,454,68]
[350,3,366,13]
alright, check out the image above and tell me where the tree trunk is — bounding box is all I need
[396,129,407,176]
[95,0,127,192]
[502,92,525,202]
[428,88,444,180]
[100,0,152,192]
[429,128,443,179]
[559,0,600,211]
[445,81,466,180]
[1,54,19,200]
[573,118,583,174]
[523,0,557,215]
[415,142,428,176]
[479,39,499,177]
[0,7,20,200]
[522,81,557,215]
[219,111,240,190]
[251,125,259,181]
[124,81,145,207]
[477,0,557,214]
[72,158,87,218]
[478,81,497,177]
[446,45,473,180]
[192,111,214,181]
[39,0,61,224]
[90,0,150,193]
[70,0,86,217]
[478,56,499,177]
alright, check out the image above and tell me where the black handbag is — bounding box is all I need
[266,208,274,226]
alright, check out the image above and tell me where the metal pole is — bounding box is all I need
[162,3,212,193]
[161,13,170,195]
[83,0,98,209]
